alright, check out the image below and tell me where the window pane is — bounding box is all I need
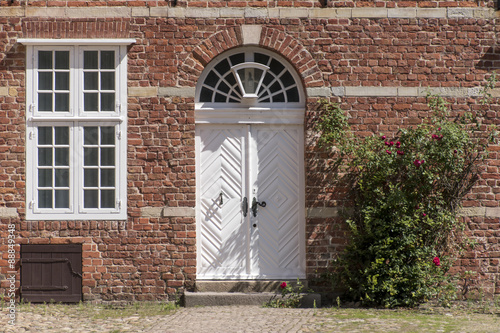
[38,190,52,208]
[55,51,69,70]
[205,71,219,88]
[55,169,69,187]
[229,53,244,66]
[255,53,270,66]
[54,127,69,145]
[84,51,98,69]
[84,189,98,208]
[101,169,115,187]
[214,59,230,76]
[225,73,236,86]
[101,189,115,208]
[38,169,52,187]
[38,127,52,145]
[55,190,69,208]
[38,51,52,69]
[101,72,115,90]
[38,93,52,111]
[55,72,69,90]
[218,81,230,94]
[101,148,115,166]
[286,87,299,102]
[281,71,294,88]
[84,127,98,145]
[84,169,98,187]
[101,51,115,69]
[84,93,98,111]
[38,72,52,90]
[55,93,69,112]
[55,148,69,166]
[84,148,98,166]
[84,72,98,90]
[269,59,285,76]
[200,87,213,102]
[101,93,115,112]
[100,127,115,145]
[38,148,52,166]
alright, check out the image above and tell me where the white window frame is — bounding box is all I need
[195,46,305,125]
[21,39,134,220]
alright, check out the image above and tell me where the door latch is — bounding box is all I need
[219,192,223,205]
[251,197,266,217]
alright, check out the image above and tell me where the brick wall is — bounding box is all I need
[0,1,500,301]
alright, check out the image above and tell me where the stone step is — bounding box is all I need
[195,280,308,293]
[183,291,321,308]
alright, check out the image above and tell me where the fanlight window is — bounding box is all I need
[199,51,301,104]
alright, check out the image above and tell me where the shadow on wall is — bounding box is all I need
[476,46,500,71]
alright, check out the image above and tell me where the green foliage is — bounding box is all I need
[264,280,305,308]
[318,78,497,308]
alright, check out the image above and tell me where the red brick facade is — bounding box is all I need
[1,0,500,301]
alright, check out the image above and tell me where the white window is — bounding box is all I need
[21,39,134,220]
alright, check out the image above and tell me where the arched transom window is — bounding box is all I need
[196,48,304,107]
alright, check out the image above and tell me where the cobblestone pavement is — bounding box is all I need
[2,305,326,333]
[1,303,499,333]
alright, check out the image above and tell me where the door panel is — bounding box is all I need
[197,125,247,278]
[250,126,305,278]
[197,124,305,279]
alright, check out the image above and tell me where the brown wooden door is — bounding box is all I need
[21,244,82,303]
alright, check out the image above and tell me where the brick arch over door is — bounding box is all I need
[179,26,323,89]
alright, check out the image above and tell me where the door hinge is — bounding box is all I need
[116,200,122,209]
[117,131,122,140]
[29,200,34,209]
[29,131,35,140]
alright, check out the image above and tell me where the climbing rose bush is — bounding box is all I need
[317,93,497,308]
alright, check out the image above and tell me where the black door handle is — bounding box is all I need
[242,197,248,217]
[251,197,266,217]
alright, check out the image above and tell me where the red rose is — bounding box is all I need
[433,257,440,266]
[280,282,287,289]
[386,150,392,155]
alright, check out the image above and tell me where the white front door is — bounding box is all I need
[196,124,305,279]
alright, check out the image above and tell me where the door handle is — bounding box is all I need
[251,197,266,217]
[242,197,248,217]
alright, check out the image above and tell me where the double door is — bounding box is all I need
[196,124,305,279]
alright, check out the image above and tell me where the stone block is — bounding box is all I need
[244,8,267,18]
[306,87,331,97]
[128,86,158,97]
[309,8,337,19]
[336,8,352,18]
[158,87,195,98]
[448,8,474,18]
[397,87,418,97]
[220,8,245,18]
[162,207,196,217]
[416,8,447,18]
[150,7,169,17]
[345,86,397,97]
[388,8,416,18]
[241,25,262,45]
[185,8,219,18]
[280,8,309,18]
[352,8,387,18]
